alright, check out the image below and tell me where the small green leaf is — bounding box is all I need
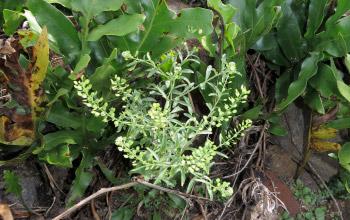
[3,170,22,197]
[3,9,24,35]
[44,130,82,151]
[97,160,119,184]
[71,54,91,79]
[208,0,236,24]
[303,89,325,114]
[90,48,118,92]
[88,14,145,41]
[339,143,350,171]
[337,80,350,102]
[345,54,350,72]
[242,105,262,120]
[326,118,350,130]
[40,145,72,167]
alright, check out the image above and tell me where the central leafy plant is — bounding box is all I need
[74,47,251,199]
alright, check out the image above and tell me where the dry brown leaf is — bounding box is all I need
[0,204,14,220]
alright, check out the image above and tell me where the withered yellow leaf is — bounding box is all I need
[311,126,338,139]
[0,27,49,146]
[311,140,341,152]
[29,27,49,113]
[0,116,34,146]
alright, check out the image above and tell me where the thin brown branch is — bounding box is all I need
[52,182,138,220]
[53,177,211,220]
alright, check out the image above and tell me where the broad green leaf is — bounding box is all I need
[86,116,106,133]
[40,145,72,167]
[304,89,325,114]
[113,0,213,57]
[27,0,81,62]
[253,33,290,66]
[326,118,350,130]
[43,130,82,151]
[337,80,350,102]
[317,16,350,57]
[90,48,118,92]
[325,0,350,29]
[67,154,94,206]
[47,88,69,106]
[208,0,236,24]
[88,14,145,41]
[3,9,24,35]
[276,0,306,62]
[276,52,323,111]
[45,0,71,8]
[309,64,341,98]
[229,0,282,52]
[345,54,350,73]
[3,170,22,197]
[0,0,25,25]
[225,22,240,50]
[242,105,262,120]
[47,102,82,129]
[71,54,91,79]
[304,0,328,39]
[339,143,350,172]
[268,115,287,136]
[71,0,124,19]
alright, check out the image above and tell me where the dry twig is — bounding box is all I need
[53,177,211,220]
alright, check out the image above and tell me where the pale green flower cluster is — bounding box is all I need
[147,103,168,131]
[111,75,132,101]
[220,119,253,148]
[74,76,116,122]
[183,140,218,175]
[212,179,234,198]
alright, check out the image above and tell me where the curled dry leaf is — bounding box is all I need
[0,38,16,55]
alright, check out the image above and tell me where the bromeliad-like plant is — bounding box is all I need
[74,47,251,199]
[252,0,350,186]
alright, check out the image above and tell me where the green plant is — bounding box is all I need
[280,179,336,220]
[74,47,251,199]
